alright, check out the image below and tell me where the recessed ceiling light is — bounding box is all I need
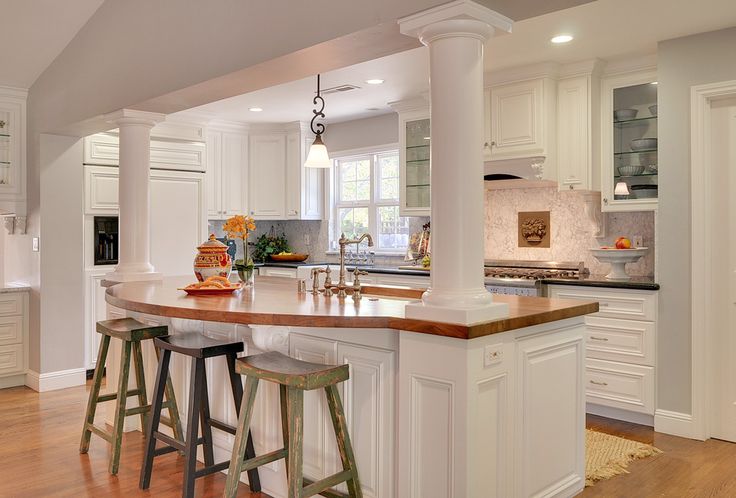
[366,107,381,111]
[651,81,658,85]
[550,34,573,44]
[365,79,384,85]
[249,107,263,112]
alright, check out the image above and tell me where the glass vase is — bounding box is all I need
[237,265,255,286]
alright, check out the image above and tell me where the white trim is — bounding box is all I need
[328,143,400,159]
[25,367,87,392]
[654,409,698,440]
[586,403,654,427]
[690,79,736,441]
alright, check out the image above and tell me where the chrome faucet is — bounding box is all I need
[336,233,374,298]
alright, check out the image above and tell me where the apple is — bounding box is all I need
[615,237,632,249]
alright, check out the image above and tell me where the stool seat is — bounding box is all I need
[155,332,244,358]
[236,351,349,391]
[97,318,168,342]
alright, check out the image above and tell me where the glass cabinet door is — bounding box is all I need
[0,111,10,188]
[612,82,658,202]
[403,118,430,213]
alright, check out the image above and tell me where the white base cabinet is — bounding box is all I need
[0,292,28,388]
[547,284,658,418]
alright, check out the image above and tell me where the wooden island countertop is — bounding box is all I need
[105,275,598,339]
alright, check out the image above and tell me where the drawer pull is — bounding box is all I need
[589,380,608,386]
[590,336,609,342]
[599,302,609,307]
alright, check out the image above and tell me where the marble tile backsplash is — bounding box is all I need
[484,187,655,276]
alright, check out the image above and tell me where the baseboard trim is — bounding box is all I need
[654,409,699,440]
[586,403,654,426]
[25,367,87,392]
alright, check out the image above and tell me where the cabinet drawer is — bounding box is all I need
[585,358,654,415]
[376,274,430,289]
[0,344,24,376]
[260,268,298,279]
[0,316,23,346]
[547,285,656,321]
[586,316,655,365]
[0,294,24,317]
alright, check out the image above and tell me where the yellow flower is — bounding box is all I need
[223,214,256,240]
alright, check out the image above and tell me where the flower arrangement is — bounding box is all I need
[223,215,257,283]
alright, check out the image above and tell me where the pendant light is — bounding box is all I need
[304,74,331,168]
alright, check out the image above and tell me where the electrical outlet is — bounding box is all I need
[484,344,503,367]
[632,235,643,247]
[32,237,39,252]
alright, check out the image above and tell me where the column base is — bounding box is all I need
[105,271,163,283]
[405,300,509,326]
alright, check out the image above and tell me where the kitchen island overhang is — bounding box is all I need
[104,276,597,498]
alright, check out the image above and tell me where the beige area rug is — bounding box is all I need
[585,429,662,486]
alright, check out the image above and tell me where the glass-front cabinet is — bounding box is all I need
[0,90,26,212]
[0,111,11,189]
[392,98,431,216]
[601,69,658,211]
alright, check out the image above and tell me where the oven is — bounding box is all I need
[93,216,118,266]
[484,260,587,297]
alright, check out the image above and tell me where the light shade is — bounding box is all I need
[614,181,630,196]
[304,135,331,168]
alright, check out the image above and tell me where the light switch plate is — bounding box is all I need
[32,237,39,252]
[484,344,503,368]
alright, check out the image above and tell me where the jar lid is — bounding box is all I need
[197,234,228,252]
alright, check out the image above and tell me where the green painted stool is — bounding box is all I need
[79,318,184,475]
[224,351,362,498]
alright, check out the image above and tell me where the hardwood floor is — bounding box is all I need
[3,383,736,497]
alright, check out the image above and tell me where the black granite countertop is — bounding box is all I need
[541,275,659,291]
[252,262,431,276]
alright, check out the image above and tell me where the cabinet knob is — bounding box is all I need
[250,211,254,215]
[490,141,496,147]
[589,380,608,387]
[603,197,609,205]
[569,184,574,190]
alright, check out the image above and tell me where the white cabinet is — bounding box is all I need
[557,67,601,191]
[0,87,27,214]
[206,129,249,219]
[547,284,658,418]
[0,292,28,388]
[600,68,658,212]
[486,78,556,164]
[249,133,287,219]
[84,132,206,172]
[259,267,298,279]
[286,131,324,220]
[84,270,114,370]
[390,98,431,217]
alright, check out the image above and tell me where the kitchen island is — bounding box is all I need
[105,275,597,498]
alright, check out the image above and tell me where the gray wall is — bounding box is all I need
[657,27,736,414]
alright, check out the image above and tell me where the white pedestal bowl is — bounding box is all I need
[590,247,648,280]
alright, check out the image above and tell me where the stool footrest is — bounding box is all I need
[153,445,180,457]
[125,404,151,416]
[302,472,353,498]
[86,423,113,443]
[242,448,288,472]
[153,431,192,452]
[194,460,231,479]
[97,388,143,403]
[208,418,237,436]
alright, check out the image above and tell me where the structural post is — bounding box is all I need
[105,109,165,282]
[399,0,513,324]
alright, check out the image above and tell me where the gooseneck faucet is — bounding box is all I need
[337,233,374,298]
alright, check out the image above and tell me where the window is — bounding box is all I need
[331,149,410,253]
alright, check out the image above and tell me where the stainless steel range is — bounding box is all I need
[484,260,588,296]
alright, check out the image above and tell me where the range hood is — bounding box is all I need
[483,156,556,188]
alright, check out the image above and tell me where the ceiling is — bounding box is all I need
[0,0,103,89]
[179,0,736,126]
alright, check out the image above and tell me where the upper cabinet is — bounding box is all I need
[483,75,557,181]
[249,132,287,219]
[206,126,249,219]
[286,128,324,220]
[0,88,27,215]
[600,69,658,211]
[391,98,431,217]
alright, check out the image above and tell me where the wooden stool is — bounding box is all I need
[224,351,362,498]
[140,332,261,498]
[79,318,184,475]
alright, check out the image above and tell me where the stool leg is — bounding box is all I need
[224,375,259,498]
[140,348,172,489]
[325,384,363,498]
[226,352,261,492]
[110,339,133,475]
[183,357,204,498]
[287,387,305,498]
[198,359,215,467]
[279,384,290,475]
[131,340,150,435]
[80,334,110,453]
[157,347,184,445]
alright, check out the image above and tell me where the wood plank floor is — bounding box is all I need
[3,383,736,497]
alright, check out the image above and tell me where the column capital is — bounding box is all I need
[398,0,512,43]
[104,109,166,128]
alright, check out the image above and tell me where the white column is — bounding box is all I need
[400,0,512,324]
[105,109,165,282]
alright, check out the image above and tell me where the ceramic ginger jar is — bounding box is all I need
[193,234,232,282]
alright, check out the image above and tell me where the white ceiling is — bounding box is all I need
[178,0,736,126]
[0,0,103,89]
